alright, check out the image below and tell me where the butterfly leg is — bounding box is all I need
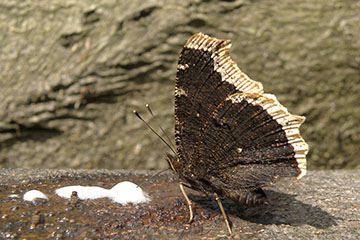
[214,193,232,235]
[179,182,194,223]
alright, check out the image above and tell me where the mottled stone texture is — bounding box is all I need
[0,169,358,239]
[0,0,359,170]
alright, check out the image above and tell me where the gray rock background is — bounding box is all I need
[1,0,359,170]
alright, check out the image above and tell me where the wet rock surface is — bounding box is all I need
[0,169,358,239]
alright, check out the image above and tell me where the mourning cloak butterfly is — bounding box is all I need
[166,33,308,234]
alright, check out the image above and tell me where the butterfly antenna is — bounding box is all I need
[145,104,176,151]
[133,110,177,155]
[150,168,171,178]
[135,168,171,191]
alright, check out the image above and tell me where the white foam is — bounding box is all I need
[55,186,109,200]
[109,181,150,205]
[23,190,49,202]
[55,181,150,205]
[8,194,20,198]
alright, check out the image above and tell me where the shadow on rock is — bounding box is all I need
[192,189,337,230]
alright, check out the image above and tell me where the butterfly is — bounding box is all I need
[165,33,308,235]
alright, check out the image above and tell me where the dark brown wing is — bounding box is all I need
[174,33,308,198]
